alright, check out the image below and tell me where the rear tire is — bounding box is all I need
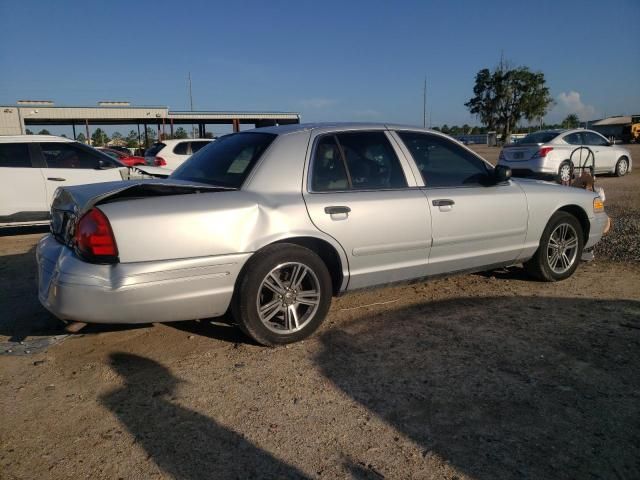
[557,161,573,184]
[524,211,584,282]
[232,243,332,346]
[615,157,629,177]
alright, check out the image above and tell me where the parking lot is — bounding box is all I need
[1,145,639,479]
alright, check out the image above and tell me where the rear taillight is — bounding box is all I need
[75,208,118,262]
[533,147,553,158]
[154,156,166,166]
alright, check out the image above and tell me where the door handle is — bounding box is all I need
[324,206,351,215]
[47,177,66,181]
[432,199,454,207]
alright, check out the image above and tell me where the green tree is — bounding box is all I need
[465,60,553,143]
[25,128,33,135]
[173,127,188,139]
[110,131,124,145]
[38,129,51,135]
[441,124,450,134]
[143,127,157,147]
[91,128,109,147]
[125,130,140,148]
[76,133,87,143]
[563,114,580,129]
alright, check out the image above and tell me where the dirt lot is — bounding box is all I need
[1,145,639,479]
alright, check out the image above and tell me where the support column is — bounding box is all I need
[170,118,174,137]
[232,119,240,132]
[85,120,90,144]
[72,123,76,139]
[137,124,141,151]
[143,123,148,148]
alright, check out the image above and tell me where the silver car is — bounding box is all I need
[37,123,609,345]
[498,129,632,182]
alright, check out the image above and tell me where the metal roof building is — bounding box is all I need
[0,101,300,143]
[589,115,639,142]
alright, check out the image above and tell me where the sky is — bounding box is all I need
[1,0,639,135]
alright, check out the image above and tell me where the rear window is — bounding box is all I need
[145,143,166,157]
[517,131,560,144]
[171,133,276,188]
[0,143,32,167]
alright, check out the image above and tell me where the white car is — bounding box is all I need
[498,129,632,182]
[0,135,169,227]
[144,138,214,169]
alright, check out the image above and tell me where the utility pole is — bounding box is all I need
[423,77,427,128]
[188,72,196,138]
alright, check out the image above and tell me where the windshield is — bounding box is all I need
[170,132,276,188]
[517,131,560,144]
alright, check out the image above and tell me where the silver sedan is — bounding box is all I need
[37,123,609,345]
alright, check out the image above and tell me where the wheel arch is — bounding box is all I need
[555,204,590,243]
[236,236,347,297]
[270,236,346,295]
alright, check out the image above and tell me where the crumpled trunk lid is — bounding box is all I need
[50,179,231,246]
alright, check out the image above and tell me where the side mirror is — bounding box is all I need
[494,165,512,183]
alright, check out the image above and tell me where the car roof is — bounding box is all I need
[0,134,75,143]
[254,122,443,135]
[155,138,214,146]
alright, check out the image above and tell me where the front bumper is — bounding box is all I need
[37,234,251,324]
[585,212,609,250]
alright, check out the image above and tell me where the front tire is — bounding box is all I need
[232,243,332,346]
[615,157,629,177]
[524,212,584,282]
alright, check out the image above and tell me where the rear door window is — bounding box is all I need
[563,133,583,145]
[0,143,32,167]
[311,135,349,191]
[172,142,189,155]
[397,131,491,188]
[311,131,407,191]
[40,142,105,169]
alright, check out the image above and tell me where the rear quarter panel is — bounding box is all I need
[100,189,348,267]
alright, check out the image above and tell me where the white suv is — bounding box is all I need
[498,129,632,182]
[0,135,126,227]
[144,139,214,169]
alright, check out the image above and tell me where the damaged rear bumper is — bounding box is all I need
[36,234,251,324]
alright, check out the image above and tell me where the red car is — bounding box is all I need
[97,147,146,166]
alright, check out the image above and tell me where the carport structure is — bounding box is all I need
[0,101,300,146]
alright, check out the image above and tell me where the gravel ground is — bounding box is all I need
[1,144,639,479]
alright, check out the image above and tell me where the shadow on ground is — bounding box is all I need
[0,244,60,342]
[101,352,308,479]
[315,296,640,479]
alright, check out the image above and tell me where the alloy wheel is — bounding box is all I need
[256,262,321,334]
[546,223,579,274]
